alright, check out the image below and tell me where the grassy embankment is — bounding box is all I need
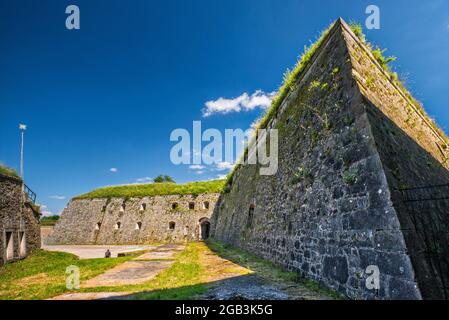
[0,250,134,300]
[74,180,225,199]
[40,215,60,226]
[0,164,19,178]
[0,241,339,300]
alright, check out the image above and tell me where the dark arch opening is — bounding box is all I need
[199,218,210,240]
[247,204,255,228]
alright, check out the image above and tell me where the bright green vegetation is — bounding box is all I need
[290,166,313,185]
[348,21,449,145]
[226,19,449,187]
[80,242,209,299]
[82,241,337,300]
[0,250,134,300]
[226,22,335,186]
[40,215,60,226]
[153,174,175,183]
[206,240,342,299]
[342,169,357,185]
[0,164,19,178]
[123,243,205,299]
[74,179,225,199]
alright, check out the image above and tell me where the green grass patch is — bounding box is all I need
[348,21,449,146]
[0,249,134,300]
[81,242,207,300]
[0,164,19,178]
[40,215,60,226]
[75,180,225,200]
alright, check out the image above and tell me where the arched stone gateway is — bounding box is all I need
[199,218,210,240]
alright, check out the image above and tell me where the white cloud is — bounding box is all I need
[194,170,205,175]
[135,177,152,183]
[50,195,65,200]
[110,168,118,173]
[215,161,234,171]
[41,210,60,217]
[203,90,275,117]
[189,165,205,170]
[217,174,228,179]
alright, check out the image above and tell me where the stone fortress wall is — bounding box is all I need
[210,19,449,300]
[46,193,220,244]
[0,173,41,266]
[45,19,449,300]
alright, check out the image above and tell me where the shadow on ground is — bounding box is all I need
[89,241,336,301]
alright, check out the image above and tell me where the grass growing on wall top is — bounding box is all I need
[225,21,336,186]
[225,19,449,187]
[348,21,449,146]
[0,164,19,178]
[74,179,226,199]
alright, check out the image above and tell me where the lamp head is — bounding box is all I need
[19,124,27,130]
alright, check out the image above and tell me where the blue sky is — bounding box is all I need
[1,0,448,216]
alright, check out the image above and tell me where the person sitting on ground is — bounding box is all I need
[105,249,111,258]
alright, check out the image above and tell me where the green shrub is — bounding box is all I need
[40,215,59,226]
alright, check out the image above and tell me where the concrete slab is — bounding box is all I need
[82,260,174,287]
[42,245,156,259]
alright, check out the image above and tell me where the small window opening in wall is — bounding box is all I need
[6,231,14,260]
[169,221,176,230]
[189,202,195,210]
[247,204,255,228]
[95,222,101,230]
[114,222,121,230]
[19,232,26,257]
[135,222,142,230]
[140,203,146,211]
[171,203,178,210]
[203,201,210,210]
[120,204,125,212]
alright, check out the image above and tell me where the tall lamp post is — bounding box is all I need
[19,124,27,180]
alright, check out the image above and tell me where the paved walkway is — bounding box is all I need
[43,244,156,259]
[50,244,185,300]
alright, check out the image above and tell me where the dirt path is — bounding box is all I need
[49,244,185,300]
[49,243,335,300]
[195,244,334,300]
